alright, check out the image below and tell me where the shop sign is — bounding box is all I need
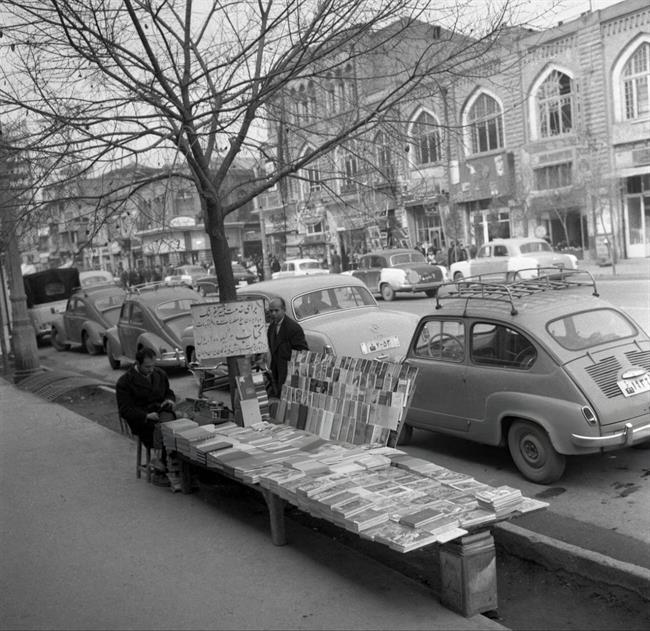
[531,147,574,167]
[191,234,207,250]
[453,152,514,203]
[169,215,196,227]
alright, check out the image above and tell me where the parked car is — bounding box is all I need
[181,274,419,367]
[79,269,118,288]
[271,258,329,280]
[400,272,650,484]
[104,285,201,369]
[23,268,80,345]
[349,249,445,301]
[194,263,257,297]
[163,264,207,288]
[50,284,126,354]
[449,237,578,281]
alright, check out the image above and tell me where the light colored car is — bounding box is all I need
[163,264,207,288]
[181,274,419,367]
[271,258,329,280]
[51,284,125,354]
[350,249,446,301]
[449,237,578,281]
[104,285,201,369]
[401,272,650,484]
[79,269,118,288]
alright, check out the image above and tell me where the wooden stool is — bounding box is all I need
[119,416,151,483]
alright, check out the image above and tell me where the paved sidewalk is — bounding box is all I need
[0,378,505,631]
[578,256,650,280]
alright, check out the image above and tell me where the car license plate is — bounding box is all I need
[617,373,650,397]
[360,336,400,355]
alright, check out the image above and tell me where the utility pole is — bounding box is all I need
[0,128,41,381]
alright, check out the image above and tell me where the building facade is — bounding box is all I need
[259,0,650,266]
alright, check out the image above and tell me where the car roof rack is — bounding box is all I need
[126,282,167,294]
[435,268,600,316]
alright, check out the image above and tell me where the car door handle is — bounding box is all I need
[376,353,389,360]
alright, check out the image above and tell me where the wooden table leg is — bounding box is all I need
[180,459,193,495]
[260,488,287,546]
[438,530,498,617]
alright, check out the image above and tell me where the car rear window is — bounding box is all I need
[300,262,322,270]
[547,308,637,350]
[390,252,426,265]
[292,286,375,321]
[155,299,197,319]
[520,241,552,254]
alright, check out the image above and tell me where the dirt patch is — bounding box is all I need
[55,385,122,434]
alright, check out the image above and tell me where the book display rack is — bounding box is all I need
[275,350,417,446]
[157,351,548,617]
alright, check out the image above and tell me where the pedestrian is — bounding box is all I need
[270,255,281,274]
[329,248,342,274]
[266,297,308,399]
[116,348,179,488]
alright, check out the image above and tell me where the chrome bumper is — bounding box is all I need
[572,421,650,448]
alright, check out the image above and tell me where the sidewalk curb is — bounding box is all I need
[493,522,650,602]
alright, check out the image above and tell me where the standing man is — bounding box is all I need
[266,297,308,398]
[116,347,177,487]
[329,247,342,274]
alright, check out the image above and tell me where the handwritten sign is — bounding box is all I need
[191,300,268,361]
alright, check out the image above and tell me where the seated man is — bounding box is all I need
[116,347,177,487]
[306,290,330,315]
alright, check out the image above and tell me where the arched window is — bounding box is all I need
[467,93,504,154]
[622,43,650,120]
[375,131,392,169]
[536,70,574,137]
[411,111,441,165]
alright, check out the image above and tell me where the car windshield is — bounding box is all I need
[292,285,375,320]
[520,241,553,254]
[390,252,426,265]
[299,261,322,270]
[547,308,637,350]
[95,294,124,325]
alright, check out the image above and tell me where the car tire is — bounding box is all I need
[396,423,413,446]
[82,331,101,355]
[107,340,121,370]
[453,271,464,281]
[51,327,69,352]
[508,420,566,484]
[380,284,395,301]
[424,289,437,298]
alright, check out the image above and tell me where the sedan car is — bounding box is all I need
[400,272,650,484]
[449,237,578,281]
[271,258,329,280]
[194,263,257,297]
[349,249,445,301]
[50,284,126,354]
[104,285,201,369]
[163,264,207,288]
[181,274,420,367]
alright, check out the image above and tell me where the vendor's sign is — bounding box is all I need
[190,299,268,361]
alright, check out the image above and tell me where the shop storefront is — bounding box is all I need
[452,152,515,248]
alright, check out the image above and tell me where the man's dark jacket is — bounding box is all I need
[116,365,176,447]
[267,316,308,398]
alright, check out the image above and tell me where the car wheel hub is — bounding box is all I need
[522,436,543,464]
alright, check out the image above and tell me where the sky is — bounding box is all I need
[518,0,626,29]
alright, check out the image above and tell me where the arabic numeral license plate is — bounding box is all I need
[360,336,400,355]
[617,373,650,397]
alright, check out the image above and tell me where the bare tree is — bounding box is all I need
[0,0,528,377]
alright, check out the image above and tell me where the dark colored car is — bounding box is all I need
[349,249,445,301]
[50,284,126,354]
[23,268,80,344]
[104,284,201,369]
[401,272,650,484]
[195,263,257,297]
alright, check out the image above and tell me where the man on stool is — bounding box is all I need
[116,347,177,487]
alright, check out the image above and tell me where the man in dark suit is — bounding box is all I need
[267,297,308,398]
[116,347,177,487]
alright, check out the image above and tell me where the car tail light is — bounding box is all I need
[581,406,598,426]
[323,345,334,355]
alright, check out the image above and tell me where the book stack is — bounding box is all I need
[174,424,218,458]
[160,418,198,452]
[275,350,418,447]
[475,486,523,517]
